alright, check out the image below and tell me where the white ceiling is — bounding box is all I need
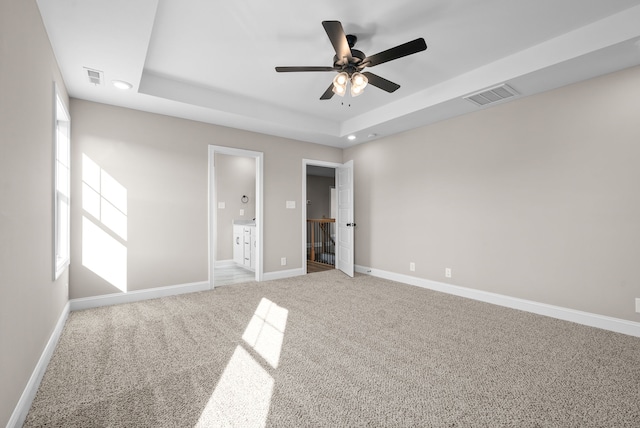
[36,0,640,148]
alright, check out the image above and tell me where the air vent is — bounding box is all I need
[464,84,519,107]
[84,67,104,85]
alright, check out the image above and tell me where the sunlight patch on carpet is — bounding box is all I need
[242,298,289,368]
[195,346,274,428]
[197,298,288,427]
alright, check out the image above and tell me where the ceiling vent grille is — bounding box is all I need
[85,68,104,85]
[464,84,519,107]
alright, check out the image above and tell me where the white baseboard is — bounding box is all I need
[215,260,236,268]
[262,267,305,282]
[69,281,210,312]
[355,265,640,338]
[7,302,70,428]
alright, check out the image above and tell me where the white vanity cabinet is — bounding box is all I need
[233,226,243,265]
[250,230,256,270]
[233,223,255,271]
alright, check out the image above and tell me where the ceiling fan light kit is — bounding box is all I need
[349,72,368,97]
[332,72,349,96]
[275,20,427,100]
[331,71,368,97]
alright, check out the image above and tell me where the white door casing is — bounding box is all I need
[336,160,354,277]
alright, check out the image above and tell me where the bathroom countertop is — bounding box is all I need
[233,220,256,226]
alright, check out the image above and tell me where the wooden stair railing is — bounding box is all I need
[307,218,336,265]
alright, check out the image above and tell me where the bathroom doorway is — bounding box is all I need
[208,146,263,288]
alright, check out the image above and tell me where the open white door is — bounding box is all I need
[336,160,354,277]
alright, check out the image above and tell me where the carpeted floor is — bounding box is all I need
[25,270,640,427]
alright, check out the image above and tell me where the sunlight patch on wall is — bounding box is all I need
[82,154,127,240]
[242,298,289,369]
[81,154,128,292]
[82,216,127,292]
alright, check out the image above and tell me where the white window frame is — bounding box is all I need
[54,85,70,279]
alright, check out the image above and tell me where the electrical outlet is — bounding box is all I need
[217,202,225,209]
[240,209,244,216]
[636,298,640,313]
[409,262,415,272]
[281,257,287,266]
[445,268,452,278]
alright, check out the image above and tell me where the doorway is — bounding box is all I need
[209,146,263,289]
[306,165,336,274]
[302,159,354,277]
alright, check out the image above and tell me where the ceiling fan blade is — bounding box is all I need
[322,20,352,63]
[275,66,337,72]
[320,83,335,100]
[362,72,400,93]
[363,38,427,68]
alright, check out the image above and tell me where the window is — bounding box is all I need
[54,88,70,279]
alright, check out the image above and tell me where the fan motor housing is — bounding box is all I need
[333,49,366,73]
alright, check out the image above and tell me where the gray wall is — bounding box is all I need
[216,153,256,261]
[306,175,335,220]
[0,0,70,425]
[344,65,640,323]
[69,100,343,298]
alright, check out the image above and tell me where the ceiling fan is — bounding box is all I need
[275,20,427,100]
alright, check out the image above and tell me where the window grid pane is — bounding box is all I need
[54,91,70,279]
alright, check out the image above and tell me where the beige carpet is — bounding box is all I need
[25,270,640,427]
